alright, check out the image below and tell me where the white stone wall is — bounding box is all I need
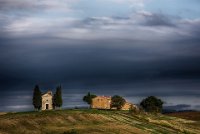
[42,92,53,110]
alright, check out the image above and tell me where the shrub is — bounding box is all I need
[111,95,126,110]
[140,96,163,113]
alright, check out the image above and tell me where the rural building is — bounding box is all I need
[91,96,136,110]
[42,91,53,110]
[91,96,111,109]
[121,102,136,110]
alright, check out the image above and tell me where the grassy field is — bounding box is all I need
[165,111,200,121]
[0,109,200,134]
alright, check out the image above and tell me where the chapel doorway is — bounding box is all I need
[46,104,49,110]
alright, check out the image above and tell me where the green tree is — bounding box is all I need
[32,85,42,111]
[53,93,56,109]
[83,92,97,105]
[140,96,164,113]
[111,95,126,110]
[54,85,63,109]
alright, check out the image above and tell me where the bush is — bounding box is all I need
[129,105,145,114]
[111,95,126,110]
[140,96,163,113]
[129,105,139,114]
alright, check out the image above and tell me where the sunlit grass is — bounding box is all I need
[0,109,199,134]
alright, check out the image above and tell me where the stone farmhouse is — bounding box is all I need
[91,96,137,110]
[42,91,53,110]
[91,96,111,109]
[121,102,135,110]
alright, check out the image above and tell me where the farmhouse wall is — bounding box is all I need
[91,96,111,109]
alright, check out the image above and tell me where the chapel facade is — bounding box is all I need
[42,91,53,110]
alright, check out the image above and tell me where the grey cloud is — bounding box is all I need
[194,105,200,109]
[0,0,44,11]
[181,19,200,37]
[0,0,70,11]
[164,104,191,111]
[0,37,200,91]
[1,10,200,42]
[139,13,177,27]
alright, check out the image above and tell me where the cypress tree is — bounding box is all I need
[32,85,42,111]
[83,92,97,105]
[54,85,63,109]
[53,93,56,109]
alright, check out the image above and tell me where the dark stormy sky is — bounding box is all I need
[0,0,200,112]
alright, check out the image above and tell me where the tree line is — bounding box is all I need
[33,85,164,113]
[32,85,63,111]
[83,92,164,113]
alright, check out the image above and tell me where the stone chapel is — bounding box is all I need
[42,91,53,110]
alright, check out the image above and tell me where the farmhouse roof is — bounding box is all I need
[94,96,111,99]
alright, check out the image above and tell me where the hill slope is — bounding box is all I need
[0,109,199,134]
[166,111,200,121]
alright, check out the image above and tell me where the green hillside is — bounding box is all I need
[0,109,199,134]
